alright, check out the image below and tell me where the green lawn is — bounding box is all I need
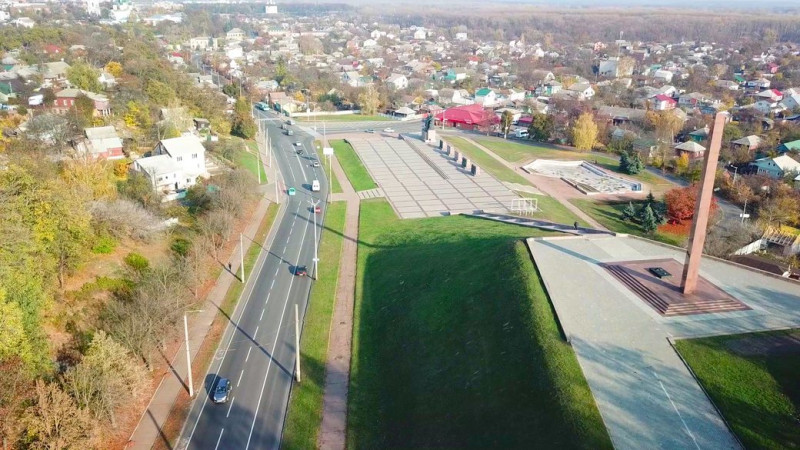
[298,114,388,122]
[240,142,267,184]
[348,199,612,449]
[473,137,672,192]
[313,140,342,194]
[282,202,347,450]
[513,192,585,226]
[570,199,685,246]
[675,330,800,449]
[331,140,376,191]
[444,136,532,186]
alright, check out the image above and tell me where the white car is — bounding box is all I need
[383,127,395,133]
[294,142,303,147]
[312,161,320,167]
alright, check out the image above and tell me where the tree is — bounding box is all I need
[619,150,644,175]
[64,331,147,428]
[757,194,800,228]
[0,290,35,367]
[675,153,689,176]
[73,94,95,127]
[0,356,34,447]
[45,182,93,288]
[500,110,514,139]
[61,158,117,200]
[571,112,598,151]
[528,113,554,141]
[103,61,123,78]
[231,111,256,139]
[357,84,381,115]
[664,184,718,225]
[66,62,102,93]
[144,79,175,105]
[222,83,239,98]
[622,202,637,221]
[641,205,658,234]
[21,381,94,450]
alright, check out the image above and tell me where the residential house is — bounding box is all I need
[757,89,783,103]
[652,94,677,111]
[226,28,245,42]
[750,155,800,179]
[597,106,648,126]
[53,89,111,116]
[455,32,468,41]
[132,135,208,195]
[98,71,116,89]
[13,17,35,28]
[535,80,561,96]
[754,99,784,116]
[189,36,213,51]
[42,61,71,86]
[714,80,740,91]
[0,81,18,103]
[342,71,366,88]
[444,68,467,83]
[385,73,408,90]
[746,77,771,89]
[74,126,124,160]
[225,45,243,60]
[193,118,210,132]
[674,141,706,159]
[732,135,764,153]
[777,140,800,154]
[413,28,427,40]
[475,88,497,107]
[687,126,709,143]
[653,69,674,83]
[567,82,595,100]
[780,93,800,112]
[678,92,709,109]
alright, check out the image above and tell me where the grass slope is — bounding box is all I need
[331,140,377,191]
[570,199,685,246]
[348,199,612,449]
[314,140,342,194]
[242,142,267,184]
[444,136,531,186]
[282,202,347,450]
[675,331,800,449]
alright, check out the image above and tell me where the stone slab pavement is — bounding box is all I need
[527,234,800,450]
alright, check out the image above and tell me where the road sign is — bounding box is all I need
[323,147,334,156]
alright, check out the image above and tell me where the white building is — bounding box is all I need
[13,17,35,28]
[265,0,277,14]
[85,0,100,16]
[133,135,208,196]
[455,32,468,41]
[386,73,408,90]
[226,28,245,42]
[0,11,9,22]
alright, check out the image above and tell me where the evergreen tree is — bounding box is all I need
[618,151,630,173]
[641,205,658,234]
[622,201,637,222]
[628,151,644,174]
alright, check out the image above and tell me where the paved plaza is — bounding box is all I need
[525,159,642,195]
[527,234,800,450]
[346,136,519,218]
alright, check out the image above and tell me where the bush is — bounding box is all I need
[91,235,117,254]
[171,237,191,257]
[123,252,150,272]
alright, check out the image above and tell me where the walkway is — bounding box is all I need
[318,154,360,450]
[468,211,611,235]
[451,136,607,230]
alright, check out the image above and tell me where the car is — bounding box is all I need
[286,129,294,136]
[255,102,269,111]
[296,148,304,155]
[383,127,395,133]
[288,187,296,196]
[294,142,303,147]
[294,265,308,276]
[312,160,320,167]
[365,129,375,133]
[314,205,322,214]
[212,378,231,404]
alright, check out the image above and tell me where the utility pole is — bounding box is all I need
[184,314,194,397]
[294,304,301,383]
[308,199,320,278]
[256,139,262,184]
[741,198,748,224]
[240,233,245,283]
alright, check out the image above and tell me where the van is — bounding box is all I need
[312,180,320,192]
[515,129,529,138]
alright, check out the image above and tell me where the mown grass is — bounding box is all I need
[282,202,347,450]
[674,330,800,450]
[331,139,377,191]
[348,199,612,449]
[570,198,685,246]
[473,136,672,190]
[444,136,532,186]
[512,191,585,226]
[241,141,268,184]
[315,140,342,194]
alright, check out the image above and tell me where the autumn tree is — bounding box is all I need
[664,185,718,225]
[103,61,123,78]
[21,381,94,450]
[571,112,598,151]
[67,62,102,93]
[500,110,514,139]
[757,194,800,228]
[73,94,96,127]
[527,113,554,141]
[357,84,381,115]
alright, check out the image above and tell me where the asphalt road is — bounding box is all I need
[177,108,328,450]
[301,117,424,135]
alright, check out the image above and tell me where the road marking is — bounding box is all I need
[653,371,701,450]
[246,346,252,362]
[226,397,235,418]
[214,429,224,450]
[260,308,265,321]
[237,369,244,387]
[270,280,275,289]
[253,326,259,339]
[245,204,312,450]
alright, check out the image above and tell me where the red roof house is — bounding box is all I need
[435,104,499,129]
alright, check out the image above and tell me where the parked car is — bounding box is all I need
[293,142,303,147]
[286,129,294,136]
[212,378,231,404]
[294,265,308,276]
[365,129,375,133]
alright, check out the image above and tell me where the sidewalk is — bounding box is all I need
[455,136,607,230]
[127,142,283,449]
[318,154,361,450]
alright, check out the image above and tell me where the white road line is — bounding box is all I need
[226,397,235,418]
[237,369,244,387]
[260,308,265,321]
[270,280,275,289]
[246,346,252,362]
[254,326,259,339]
[653,371,701,450]
[274,267,279,276]
[245,206,312,450]
[214,428,224,450]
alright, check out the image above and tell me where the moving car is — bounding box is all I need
[314,205,322,214]
[383,127,395,133]
[294,265,308,276]
[212,378,231,404]
[312,179,320,191]
[365,129,375,133]
[312,160,320,167]
[294,142,303,147]
[255,102,269,111]
[286,129,294,136]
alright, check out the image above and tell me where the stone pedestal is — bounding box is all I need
[423,129,437,143]
[454,151,461,162]
[462,158,470,168]
[471,164,480,176]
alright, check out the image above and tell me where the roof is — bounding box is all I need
[779,139,800,151]
[394,106,416,115]
[435,104,498,125]
[654,94,677,103]
[772,155,800,172]
[158,135,205,158]
[134,154,182,177]
[42,61,70,79]
[597,106,647,121]
[85,126,118,140]
[674,141,706,153]
[732,135,763,148]
[475,88,493,96]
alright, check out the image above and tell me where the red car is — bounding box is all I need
[294,265,308,277]
[314,205,322,214]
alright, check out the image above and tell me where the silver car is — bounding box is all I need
[212,378,231,404]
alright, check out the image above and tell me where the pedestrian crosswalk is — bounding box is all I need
[357,187,385,199]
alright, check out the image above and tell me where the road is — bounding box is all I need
[178,108,328,450]
[297,117,424,135]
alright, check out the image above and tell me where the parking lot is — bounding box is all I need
[347,136,518,218]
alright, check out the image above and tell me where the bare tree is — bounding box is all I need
[197,209,233,260]
[21,381,94,450]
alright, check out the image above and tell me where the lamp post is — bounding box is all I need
[183,309,204,398]
[308,198,320,279]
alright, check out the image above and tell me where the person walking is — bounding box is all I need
[573,221,579,230]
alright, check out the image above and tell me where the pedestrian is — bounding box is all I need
[228,262,232,272]
[573,221,579,230]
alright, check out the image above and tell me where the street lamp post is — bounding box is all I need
[308,198,320,278]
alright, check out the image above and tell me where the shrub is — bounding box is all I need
[123,252,150,272]
[171,237,191,257]
[91,235,117,254]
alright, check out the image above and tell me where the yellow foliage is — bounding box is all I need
[61,158,117,200]
[104,61,123,78]
[571,112,598,151]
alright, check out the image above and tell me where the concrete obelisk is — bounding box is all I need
[680,112,726,294]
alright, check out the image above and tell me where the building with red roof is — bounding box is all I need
[652,94,677,111]
[434,104,499,130]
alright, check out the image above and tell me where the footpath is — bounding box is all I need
[127,154,284,449]
[453,136,606,230]
[317,147,361,450]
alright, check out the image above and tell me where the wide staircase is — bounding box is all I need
[467,211,611,236]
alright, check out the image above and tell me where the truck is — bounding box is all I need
[515,129,529,139]
[311,179,320,192]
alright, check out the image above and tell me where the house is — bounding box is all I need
[653,69,674,83]
[757,89,783,103]
[444,68,468,83]
[732,135,763,152]
[455,32,468,41]
[777,140,800,154]
[43,45,63,55]
[687,127,709,143]
[53,89,111,116]
[226,28,245,42]
[674,141,706,159]
[536,81,561,96]
[714,80,740,91]
[98,71,116,89]
[567,82,595,100]
[780,93,800,112]
[678,92,709,109]
[652,94,677,111]
[13,17,35,28]
[189,36,213,51]
[438,88,473,106]
[475,88,497,106]
[597,106,648,126]
[74,126,124,160]
[750,155,800,179]
[746,78,771,89]
[225,45,243,59]
[385,73,408,90]
[132,135,208,196]
[754,100,784,116]
[342,71,365,88]
[193,118,210,131]
[413,28,427,40]
[42,61,71,85]
[0,81,18,103]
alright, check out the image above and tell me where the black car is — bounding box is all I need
[212,377,231,404]
[294,265,308,277]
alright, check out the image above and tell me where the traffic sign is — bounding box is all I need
[323,147,334,156]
